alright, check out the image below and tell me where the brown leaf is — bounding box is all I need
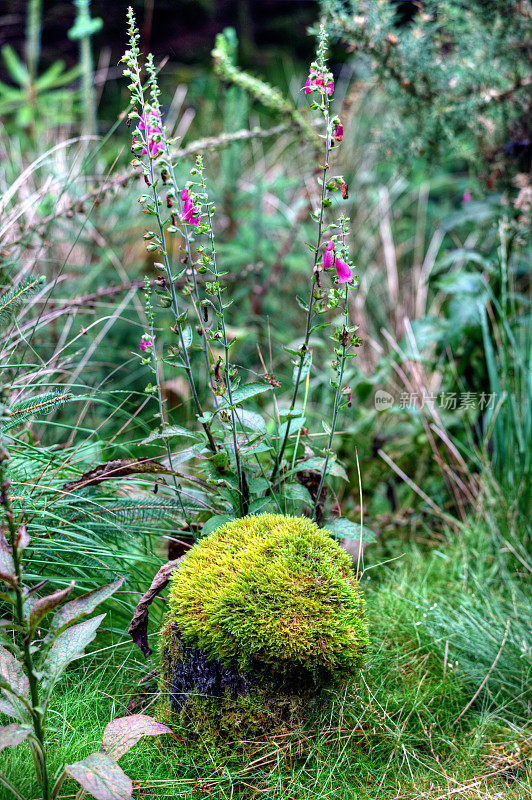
[103,714,172,760]
[65,752,132,800]
[128,559,182,657]
[62,459,172,492]
[0,722,30,751]
[28,582,74,634]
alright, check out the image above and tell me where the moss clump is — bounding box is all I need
[167,513,368,681]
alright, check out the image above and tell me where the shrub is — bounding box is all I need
[167,513,368,681]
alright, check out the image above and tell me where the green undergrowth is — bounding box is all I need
[2,523,530,799]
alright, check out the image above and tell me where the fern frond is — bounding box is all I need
[0,275,45,326]
[3,389,73,431]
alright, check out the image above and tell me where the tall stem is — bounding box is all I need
[270,100,331,485]
[130,55,217,454]
[201,172,248,516]
[313,283,349,519]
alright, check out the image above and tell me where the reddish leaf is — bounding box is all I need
[49,577,124,636]
[65,753,132,800]
[0,723,30,751]
[14,525,30,551]
[44,614,105,684]
[28,581,74,634]
[0,533,16,586]
[0,645,28,697]
[103,714,172,760]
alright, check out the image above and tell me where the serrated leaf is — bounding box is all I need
[49,578,123,637]
[44,614,105,684]
[0,533,16,586]
[140,426,197,445]
[229,383,269,405]
[0,646,28,698]
[202,515,232,536]
[28,582,74,635]
[103,714,172,761]
[65,753,132,800]
[0,722,30,751]
[324,518,377,543]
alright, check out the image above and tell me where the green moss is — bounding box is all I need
[167,513,369,681]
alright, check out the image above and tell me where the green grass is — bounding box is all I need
[2,523,530,800]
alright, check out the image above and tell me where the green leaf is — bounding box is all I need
[139,426,197,445]
[49,578,123,638]
[44,614,105,685]
[248,477,269,494]
[102,714,172,761]
[0,723,30,751]
[234,407,267,434]
[1,46,29,87]
[324,519,377,543]
[202,515,232,536]
[65,753,132,800]
[229,383,269,405]
[181,325,193,349]
[283,483,312,505]
[28,582,74,635]
[247,497,272,514]
[290,458,348,482]
[293,351,312,384]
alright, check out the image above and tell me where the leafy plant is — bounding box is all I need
[0,426,172,800]
[121,8,370,544]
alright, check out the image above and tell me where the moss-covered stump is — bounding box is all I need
[159,514,368,741]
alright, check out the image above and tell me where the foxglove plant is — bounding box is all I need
[122,10,362,534]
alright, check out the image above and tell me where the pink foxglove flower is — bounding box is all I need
[179,186,201,227]
[140,336,153,352]
[333,122,343,142]
[138,108,163,157]
[323,239,335,269]
[303,68,334,97]
[462,191,472,203]
[335,257,352,284]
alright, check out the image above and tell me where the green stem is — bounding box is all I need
[131,59,218,454]
[0,445,49,800]
[313,283,349,520]
[26,0,42,85]
[270,97,331,486]
[201,173,248,516]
